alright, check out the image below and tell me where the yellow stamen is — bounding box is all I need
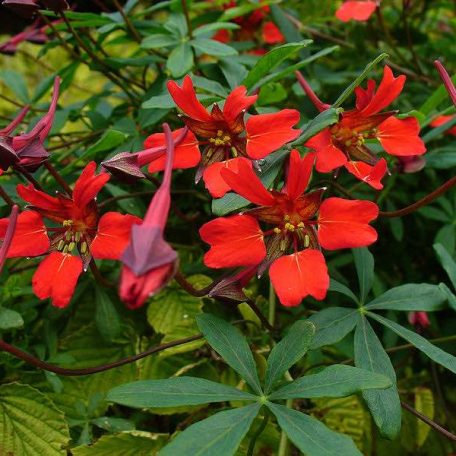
[273,227,281,234]
[81,242,88,254]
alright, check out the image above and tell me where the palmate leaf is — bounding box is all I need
[106,377,257,408]
[434,243,456,289]
[365,283,447,311]
[191,39,238,57]
[264,320,315,394]
[367,312,456,374]
[269,365,391,400]
[267,403,362,456]
[309,307,358,349]
[353,248,374,303]
[196,314,262,395]
[327,278,359,303]
[159,403,261,456]
[167,43,194,78]
[354,316,401,439]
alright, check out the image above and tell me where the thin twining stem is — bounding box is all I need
[401,401,456,442]
[0,335,203,376]
[379,176,456,218]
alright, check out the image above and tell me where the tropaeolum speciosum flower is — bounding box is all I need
[0,162,140,308]
[0,76,60,174]
[335,1,378,22]
[146,75,300,198]
[300,65,426,189]
[200,150,379,306]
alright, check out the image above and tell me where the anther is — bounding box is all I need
[57,240,65,251]
[68,242,76,252]
[273,227,281,234]
[65,231,72,241]
[304,234,310,248]
[80,242,88,254]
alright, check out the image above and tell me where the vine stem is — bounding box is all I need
[0,335,203,376]
[379,176,456,217]
[43,161,73,195]
[0,186,15,207]
[401,402,456,442]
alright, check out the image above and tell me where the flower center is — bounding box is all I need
[209,129,231,146]
[330,125,368,148]
[55,220,89,254]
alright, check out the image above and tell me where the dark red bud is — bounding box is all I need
[101,152,145,182]
[2,0,39,18]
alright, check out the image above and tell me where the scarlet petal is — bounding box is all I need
[200,215,266,268]
[32,252,82,308]
[269,250,329,307]
[358,66,406,117]
[223,86,257,123]
[17,183,63,212]
[318,197,379,250]
[377,116,426,156]
[335,1,377,22]
[430,115,456,136]
[285,150,315,200]
[344,159,387,190]
[120,263,176,309]
[246,109,301,159]
[220,158,276,205]
[90,212,141,260]
[306,129,347,173]
[0,210,49,257]
[143,129,201,172]
[73,161,110,208]
[167,76,212,122]
[262,21,284,44]
[203,158,253,198]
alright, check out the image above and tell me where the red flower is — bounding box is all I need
[211,2,284,46]
[430,115,456,136]
[335,1,377,22]
[200,150,378,306]
[408,311,430,329]
[303,66,426,189]
[0,162,140,308]
[120,123,179,309]
[0,77,60,174]
[159,76,300,197]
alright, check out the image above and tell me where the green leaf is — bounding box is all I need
[191,39,238,57]
[94,287,121,342]
[269,365,391,400]
[0,70,29,103]
[0,307,24,330]
[167,43,194,78]
[270,4,304,43]
[309,307,358,349]
[264,320,315,393]
[193,22,239,37]
[267,403,362,456]
[422,116,456,143]
[353,248,374,303]
[72,130,128,166]
[367,312,456,374]
[141,34,179,49]
[439,282,456,311]
[72,431,167,456]
[159,403,261,456]
[291,108,341,145]
[332,53,389,108]
[0,383,70,455]
[242,41,312,90]
[147,276,208,356]
[434,243,456,289]
[354,316,401,439]
[419,73,456,115]
[220,59,248,88]
[328,279,359,303]
[107,376,257,408]
[212,149,288,216]
[196,314,262,395]
[365,283,446,311]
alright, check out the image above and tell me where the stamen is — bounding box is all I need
[304,234,310,248]
[68,242,76,252]
[80,242,88,254]
[273,227,281,234]
[57,240,65,251]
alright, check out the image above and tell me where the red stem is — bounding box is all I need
[0,205,19,272]
[434,60,456,107]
